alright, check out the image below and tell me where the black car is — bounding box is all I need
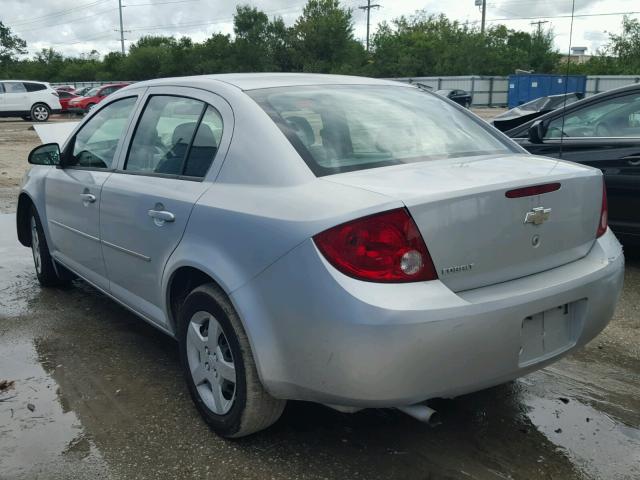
[493,92,583,132]
[435,89,473,108]
[505,84,640,245]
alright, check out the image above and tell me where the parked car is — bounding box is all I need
[18,74,623,438]
[0,80,61,122]
[74,86,93,97]
[55,85,76,93]
[435,89,473,107]
[504,83,640,245]
[493,92,584,132]
[67,83,129,113]
[57,90,79,112]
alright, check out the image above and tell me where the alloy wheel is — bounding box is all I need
[186,311,236,415]
[33,105,49,121]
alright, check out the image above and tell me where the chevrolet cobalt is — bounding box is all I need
[17,74,624,437]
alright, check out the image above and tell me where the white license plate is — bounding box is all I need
[519,301,583,367]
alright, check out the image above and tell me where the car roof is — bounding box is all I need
[506,82,640,136]
[130,73,406,91]
[1,80,48,84]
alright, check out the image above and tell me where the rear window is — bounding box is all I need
[23,82,47,92]
[249,85,514,176]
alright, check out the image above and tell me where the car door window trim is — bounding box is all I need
[62,95,139,172]
[123,94,221,179]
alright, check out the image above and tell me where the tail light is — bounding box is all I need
[596,178,608,238]
[313,208,438,282]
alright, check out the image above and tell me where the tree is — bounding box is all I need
[292,0,364,73]
[0,21,27,67]
[606,16,640,73]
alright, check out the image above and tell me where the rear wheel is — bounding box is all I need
[30,207,70,287]
[178,284,285,438]
[30,103,50,122]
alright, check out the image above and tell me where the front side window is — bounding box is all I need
[3,82,26,93]
[125,95,222,178]
[545,93,640,138]
[250,85,513,176]
[68,96,137,169]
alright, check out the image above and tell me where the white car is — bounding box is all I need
[0,80,61,122]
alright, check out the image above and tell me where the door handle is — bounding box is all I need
[80,193,96,203]
[622,155,640,166]
[148,209,175,223]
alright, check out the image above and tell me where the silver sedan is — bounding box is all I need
[17,74,624,437]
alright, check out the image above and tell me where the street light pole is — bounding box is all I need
[118,0,125,55]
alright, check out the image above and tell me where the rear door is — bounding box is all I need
[99,86,232,326]
[517,91,640,241]
[44,95,139,289]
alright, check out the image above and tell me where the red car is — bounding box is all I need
[67,83,130,114]
[57,90,79,112]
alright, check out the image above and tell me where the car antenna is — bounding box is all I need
[559,0,576,159]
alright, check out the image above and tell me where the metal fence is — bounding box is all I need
[52,75,640,107]
[393,75,640,107]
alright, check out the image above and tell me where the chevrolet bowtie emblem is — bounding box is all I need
[524,206,551,225]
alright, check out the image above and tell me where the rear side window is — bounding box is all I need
[3,82,26,93]
[125,95,222,178]
[249,85,514,176]
[23,82,47,92]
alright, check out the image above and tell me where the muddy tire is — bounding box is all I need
[178,283,285,438]
[29,206,70,287]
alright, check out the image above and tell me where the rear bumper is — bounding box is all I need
[232,229,624,407]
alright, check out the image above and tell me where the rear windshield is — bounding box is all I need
[249,85,514,176]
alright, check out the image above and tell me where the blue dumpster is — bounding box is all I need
[507,74,587,108]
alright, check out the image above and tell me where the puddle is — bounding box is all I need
[0,338,113,479]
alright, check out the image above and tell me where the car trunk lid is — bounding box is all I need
[322,153,603,292]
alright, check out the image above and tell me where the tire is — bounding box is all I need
[29,206,71,287]
[178,283,285,438]
[30,103,50,122]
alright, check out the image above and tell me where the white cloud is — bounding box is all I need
[2,0,638,58]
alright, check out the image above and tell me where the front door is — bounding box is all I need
[99,89,230,326]
[0,82,28,113]
[45,96,139,289]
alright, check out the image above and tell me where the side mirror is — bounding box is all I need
[528,120,547,144]
[28,143,61,166]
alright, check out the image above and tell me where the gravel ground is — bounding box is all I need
[1,110,639,480]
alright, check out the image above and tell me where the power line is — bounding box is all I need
[358,0,380,52]
[6,0,110,27]
[530,19,549,35]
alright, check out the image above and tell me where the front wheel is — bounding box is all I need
[30,103,50,122]
[178,284,285,438]
[30,207,70,287]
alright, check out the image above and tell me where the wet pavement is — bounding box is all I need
[1,212,639,480]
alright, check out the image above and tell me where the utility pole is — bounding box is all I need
[481,0,486,34]
[118,0,125,55]
[359,0,380,52]
[530,20,550,36]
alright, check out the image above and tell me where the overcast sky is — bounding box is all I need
[2,0,639,58]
